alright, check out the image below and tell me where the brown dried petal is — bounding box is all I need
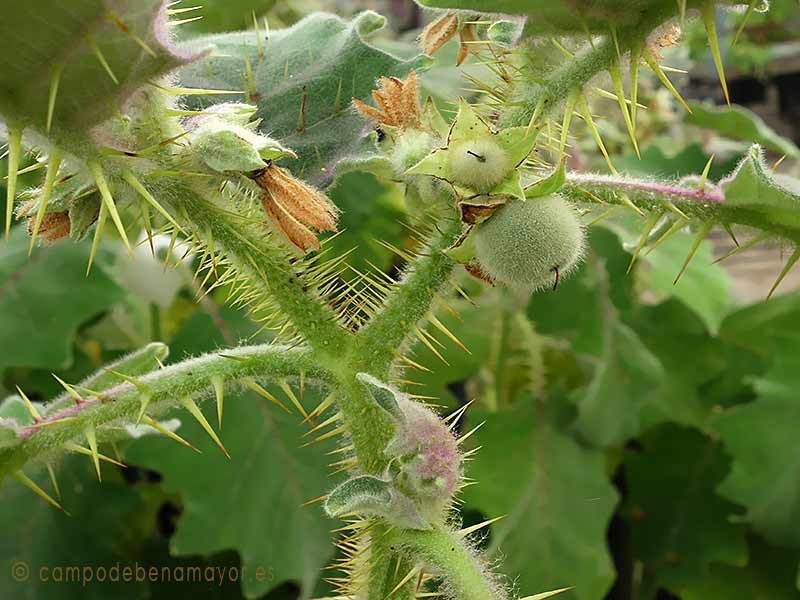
[256,165,338,232]
[27,210,71,243]
[261,191,320,251]
[457,24,478,66]
[420,13,459,56]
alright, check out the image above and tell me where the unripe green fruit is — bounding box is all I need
[391,130,437,177]
[474,194,585,290]
[448,138,511,193]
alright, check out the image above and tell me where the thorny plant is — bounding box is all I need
[0,1,798,599]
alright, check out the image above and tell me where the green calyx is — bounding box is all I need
[406,99,536,202]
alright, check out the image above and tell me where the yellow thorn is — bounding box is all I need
[180,397,230,458]
[304,392,337,424]
[520,587,575,600]
[28,149,63,255]
[645,217,689,256]
[46,464,61,499]
[278,379,308,419]
[301,425,347,447]
[303,413,341,438]
[253,11,264,58]
[577,95,617,175]
[770,155,787,173]
[459,514,506,537]
[142,415,201,453]
[609,61,640,158]
[13,471,66,512]
[386,567,422,599]
[526,96,546,136]
[558,90,578,164]
[243,47,257,100]
[52,374,84,404]
[428,315,470,354]
[642,48,692,113]
[88,161,132,254]
[767,247,800,299]
[212,376,224,428]
[713,232,768,263]
[698,154,715,191]
[677,0,687,29]
[733,0,758,46]
[110,13,157,57]
[701,2,730,105]
[458,421,485,445]
[46,63,64,133]
[628,213,661,273]
[674,221,713,284]
[87,36,118,84]
[86,200,108,275]
[246,379,291,413]
[85,425,102,482]
[414,326,449,365]
[630,44,642,134]
[15,385,42,421]
[5,124,21,239]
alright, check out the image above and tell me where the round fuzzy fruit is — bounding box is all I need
[391,130,437,177]
[448,138,511,193]
[474,194,585,290]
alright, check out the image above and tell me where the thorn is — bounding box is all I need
[85,426,102,481]
[645,217,689,256]
[428,315,470,354]
[459,514,505,537]
[46,464,61,499]
[642,48,692,113]
[701,3,730,105]
[27,417,78,429]
[46,63,64,133]
[13,471,67,512]
[458,421,485,445]
[609,61,640,158]
[142,415,201,453]
[520,587,575,600]
[674,221,713,284]
[386,567,422,600]
[576,95,617,175]
[297,86,307,133]
[301,424,347,447]
[558,90,578,164]
[713,232,768,263]
[87,35,118,84]
[110,13,156,57]
[245,379,291,413]
[278,379,308,419]
[212,376,224,428]
[28,149,63,254]
[243,46,257,100]
[630,44,642,134]
[722,222,739,247]
[677,0,687,29]
[627,213,660,273]
[767,247,800,299]
[304,392,337,424]
[733,0,758,46]
[698,154,715,191]
[86,200,108,275]
[770,155,787,173]
[443,400,474,428]
[52,374,84,405]
[105,369,150,421]
[88,161,132,254]
[180,397,230,458]
[15,385,42,421]
[5,124,21,239]
[253,11,265,58]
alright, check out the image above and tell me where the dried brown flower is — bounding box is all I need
[420,12,459,57]
[27,210,71,243]
[352,71,421,130]
[252,163,338,252]
[456,23,478,66]
[649,23,682,60]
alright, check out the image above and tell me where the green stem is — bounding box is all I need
[1,344,328,479]
[367,524,417,600]
[354,216,462,378]
[500,2,683,128]
[386,525,503,600]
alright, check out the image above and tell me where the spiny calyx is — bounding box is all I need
[406,99,537,201]
[324,373,460,530]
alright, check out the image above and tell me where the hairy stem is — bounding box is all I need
[1,344,328,478]
[354,216,462,378]
[386,525,502,600]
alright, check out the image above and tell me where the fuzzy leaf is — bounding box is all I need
[686,102,800,160]
[625,424,747,596]
[0,0,199,149]
[0,228,123,379]
[714,334,800,547]
[462,403,619,600]
[126,387,335,598]
[720,145,800,242]
[0,457,150,599]
[178,12,432,187]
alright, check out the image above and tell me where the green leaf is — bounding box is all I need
[714,334,800,547]
[625,424,747,596]
[462,402,619,600]
[636,229,732,335]
[720,144,800,242]
[681,536,800,600]
[0,457,150,599]
[126,388,336,598]
[686,102,800,160]
[179,12,432,187]
[719,290,800,357]
[0,228,123,379]
[524,162,566,199]
[0,0,199,149]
